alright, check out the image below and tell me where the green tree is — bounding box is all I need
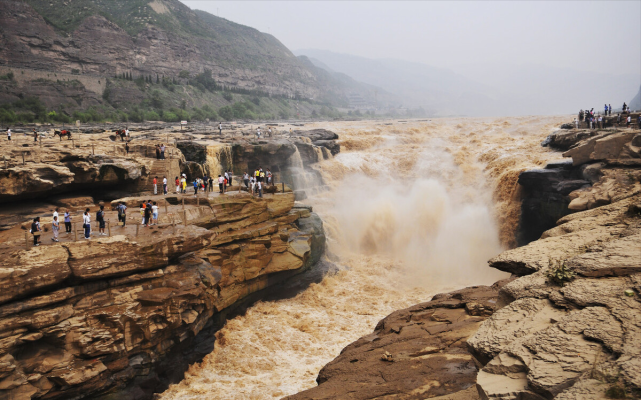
[232,102,247,119]
[218,106,234,121]
[150,90,164,110]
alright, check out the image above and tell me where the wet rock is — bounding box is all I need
[542,130,600,151]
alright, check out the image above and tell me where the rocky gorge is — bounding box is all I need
[288,126,641,400]
[0,124,336,399]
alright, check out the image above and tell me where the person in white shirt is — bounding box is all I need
[268,127,272,137]
[83,208,91,239]
[219,122,222,135]
[53,208,59,222]
[6,128,11,141]
[52,216,59,242]
[257,180,263,198]
[163,176,168,195]
[218,175,224,194]
[125,128,129,138]
[151,201,159,225]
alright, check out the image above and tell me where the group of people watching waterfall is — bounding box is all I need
[577,102,637,129]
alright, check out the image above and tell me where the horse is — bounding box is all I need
[114,129,126,141]
[54,130,72,140]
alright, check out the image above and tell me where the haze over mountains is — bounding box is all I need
[296,49,641,117]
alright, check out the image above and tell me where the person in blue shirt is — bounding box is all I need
[193,179,199,196]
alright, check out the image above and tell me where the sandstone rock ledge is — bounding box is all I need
[0,193,326,400]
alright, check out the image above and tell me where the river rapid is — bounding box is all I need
[160,115,568,399]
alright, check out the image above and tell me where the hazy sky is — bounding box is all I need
[182,1,641,75]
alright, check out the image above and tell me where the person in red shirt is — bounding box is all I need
[153,176,158,195]
[175,176,180,194]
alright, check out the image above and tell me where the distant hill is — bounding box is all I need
[0,0,389,109]
[295,49,494,116]
[630,86,641,111]
[296,49,641,117]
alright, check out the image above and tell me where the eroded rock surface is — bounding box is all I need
[286,281,513,400]
[0,191,326,399]
[468,130,641,399]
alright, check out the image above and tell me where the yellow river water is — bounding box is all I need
[160,115,568,399]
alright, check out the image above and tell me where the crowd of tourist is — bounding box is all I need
[577,101,638,129]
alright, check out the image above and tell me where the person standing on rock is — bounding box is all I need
[268,127,272,137]
[160,143,166,159]
[125,141,130,155]
[202,176,208,193]
[243,172,249,188]
[181,176,187,194]
[175,176,180,194]
[64,209,72,233]
[97,205,106,236]
[140,203,146,225]
[193,179,199,196]
[597,115,603,129]
[52,216,59,242]
[574,118,578,129]
[33,130,38,143]
[83,209,91,239]
[6,128,11,141]
[208,176,213,192]
[627,115,631,127]
[125,127,129,139]
[609,104,612,115]
[152,201,159,226]
[153,176,158,195]
[163,176,168,195]
[228,171,233,186]
[117,202,127,227]
[637,115,641,129]
[145,200,152,226]
[31,217,41,246]
[257,180,263,198]
[219,122,222,135]
[218,174,224,194]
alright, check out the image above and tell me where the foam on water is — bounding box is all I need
[160,115,568,400]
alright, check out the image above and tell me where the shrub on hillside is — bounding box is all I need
[218,106,234,121]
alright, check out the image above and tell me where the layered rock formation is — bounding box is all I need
[518,129,640,244]
[0,190,325,400]
[0,132,183,202]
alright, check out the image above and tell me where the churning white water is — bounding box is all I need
[160,115,567,399]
